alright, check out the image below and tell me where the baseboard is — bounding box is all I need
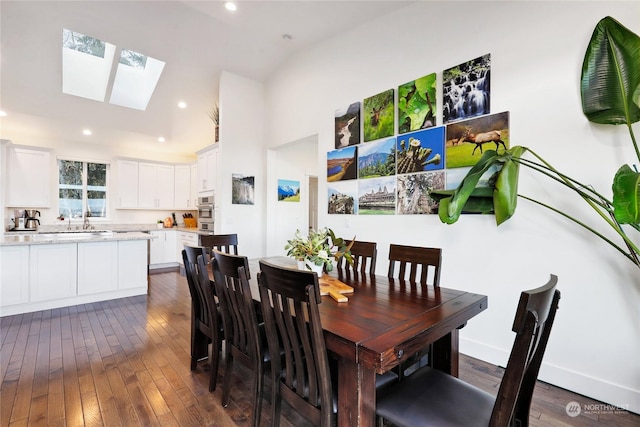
[460,337,640,415]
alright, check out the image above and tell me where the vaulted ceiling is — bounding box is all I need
[0,1,413,157]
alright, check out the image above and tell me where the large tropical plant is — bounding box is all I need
[432,16,640,268]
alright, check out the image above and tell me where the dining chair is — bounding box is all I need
[387,243,441,285]
[210,249,270,427]
[182,246,223,392]
[376,274,561,427]
[257,260,335,427]
[337,239,377,275]
[200,233,239,255]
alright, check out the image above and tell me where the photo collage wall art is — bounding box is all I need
[328,53,511,215]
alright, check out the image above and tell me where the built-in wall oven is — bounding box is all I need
[197,194,214,232]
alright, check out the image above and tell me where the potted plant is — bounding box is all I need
[208,103,219,143]
[285,228,354,273]
[431,16,640,268]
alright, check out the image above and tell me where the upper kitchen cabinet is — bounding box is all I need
[196,144,218,194]
[116,160,139,208]
[138,162,174,209]
[174,164,194,210]
[6,146,52,207]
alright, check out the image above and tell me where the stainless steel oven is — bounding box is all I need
[197,194,214,231]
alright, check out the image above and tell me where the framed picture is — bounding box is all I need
[327,145,358,182]
[231,174,255,205]
[358,137,396,179]
[358,176,396,215]
[442,54,491,124]
[328,181,358,214]
[397,171,445,215]
[398,73,436,134]
[363,89,394,142]
[445,111,509,169]
[396,127,445,174]
[277,179,300,202]
[335,102,361,148]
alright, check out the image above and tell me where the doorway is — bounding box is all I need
[308,176,318,231]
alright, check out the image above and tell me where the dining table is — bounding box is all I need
[246,256,488,427]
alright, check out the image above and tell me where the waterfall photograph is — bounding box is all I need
[442,54,491,124]
[335,102,361,148]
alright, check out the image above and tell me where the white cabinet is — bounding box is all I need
[118,240,148,290]
[116,160,139,208]
[176,231,199,265]
[174,165,193,210]
[30,243,77,302]
[77,241,118,295]
[149,230,177,266]
[6,146,51,207]
[190,163,198,209]
[196,145,218,193]
[138,162,174,209]
[0,245,30,308]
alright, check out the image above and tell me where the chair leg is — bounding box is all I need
[208,333,221,392]
[252,362,264,427]
[221,350,234,407]
[191,330,208,371]
[271,371,282,427]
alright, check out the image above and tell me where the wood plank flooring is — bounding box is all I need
[1,269,638,426]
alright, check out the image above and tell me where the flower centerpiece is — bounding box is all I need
[285,227,354,273]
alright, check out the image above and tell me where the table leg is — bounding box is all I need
[337,357,376,426]
[431,328,460,377]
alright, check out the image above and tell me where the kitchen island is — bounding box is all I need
[0,231,155,317]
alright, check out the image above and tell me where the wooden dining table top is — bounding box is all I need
[247,256,488,375]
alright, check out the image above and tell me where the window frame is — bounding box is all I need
[57,156,110,222]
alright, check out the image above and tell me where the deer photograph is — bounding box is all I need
[445,111,510,168]
[363,89,394,142]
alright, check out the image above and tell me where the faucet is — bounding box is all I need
[83,211,91,230]
[68,217,72,231]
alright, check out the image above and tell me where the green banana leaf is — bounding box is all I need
[581,16,640,125]
[613,164,640,224]
[494,146,526,225]
[430,187,495,214]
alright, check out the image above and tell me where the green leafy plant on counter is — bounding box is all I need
[431,16,640,268]
[285,228,354,272]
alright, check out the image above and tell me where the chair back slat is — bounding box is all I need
[201,233,239,255]
[258,260,333,427]
[490,274,561,426]
[387,244,441,286]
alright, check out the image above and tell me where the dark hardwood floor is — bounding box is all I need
[1,269,638,426]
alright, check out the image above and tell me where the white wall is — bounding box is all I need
[263,1,640,413]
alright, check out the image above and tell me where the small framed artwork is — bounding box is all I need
[277,179,300,202]
[327,145,358,182]
[397,127,445,174]
[445,111,509,169]
[442,54,491,124]
[335,102,361,148]
[363,89,395,142]
[328,181,358,214]
[398,73,437,134]
[231,174,255,205]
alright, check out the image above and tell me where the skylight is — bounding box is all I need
[62,29,165,111]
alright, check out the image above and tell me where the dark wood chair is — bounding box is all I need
[376,274,561,427]
[337,239,377,275]
[200,233,239,255]
[210,249,270,427]
[182,246,223,392]
[387,243,441,285]
[257,259,334,427]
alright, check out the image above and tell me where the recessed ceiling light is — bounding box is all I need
[0,110,7,117]
[178,101,187,109]
[82,129,92,136]
[225,2,237,12]
[282,34,293,40]
[158,137,166,143]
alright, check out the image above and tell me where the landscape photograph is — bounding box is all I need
[335,101,361,148]
[358,137,396,179]
[358,176,396,215]
[277,179,300,202]
[442,53,491,124]
[327,145,358,182]
[328,181,357,215]
[231,174,255,205]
